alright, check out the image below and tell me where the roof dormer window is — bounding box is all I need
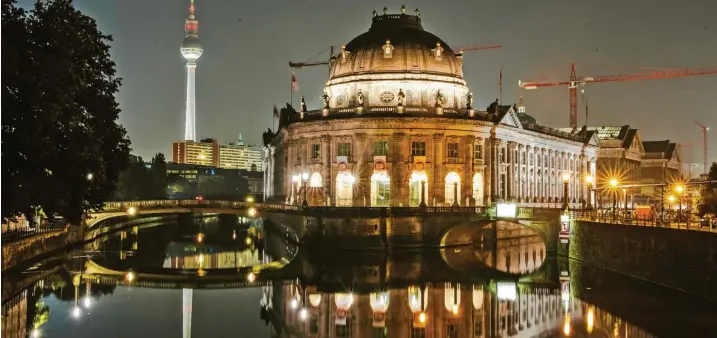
[382,39,394,58]
[432,42,444,61]
[340,45,351,63]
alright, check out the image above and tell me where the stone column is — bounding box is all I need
[485,138,493,204]
[320,135,331,205]
[356,133,370,206]
[517,144,524,202]
[392,133,406,206]
[507,141,516,201]
[433,133,445,205]
[491,138,502,201]
[464,135,475,205]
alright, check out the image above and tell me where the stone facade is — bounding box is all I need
[263,9,599,207]
[264,113,598,207]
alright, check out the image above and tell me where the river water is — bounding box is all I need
[2,215,715,337]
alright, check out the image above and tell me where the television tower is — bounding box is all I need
[180,0,202,141]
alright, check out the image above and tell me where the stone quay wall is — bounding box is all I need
[570,221,717,300]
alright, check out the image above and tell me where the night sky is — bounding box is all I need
[25,1,717,168]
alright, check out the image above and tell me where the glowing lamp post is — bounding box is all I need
[609,178,619,220]
[419,180,427,207]
[674,184,685,224]
[302,172,309,207]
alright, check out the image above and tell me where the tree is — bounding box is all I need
[2,0,131,225]
[697,162,717,216]
[112,153,170,200]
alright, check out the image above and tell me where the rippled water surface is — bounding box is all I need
[2,215,716,337]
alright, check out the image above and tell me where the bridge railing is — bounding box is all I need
[570,209,716,232]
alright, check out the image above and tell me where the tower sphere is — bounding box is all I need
[181,36,203,61]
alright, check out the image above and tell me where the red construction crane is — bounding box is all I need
[289,46,334,69]
[694,121,709,175]
[519,64,717,128]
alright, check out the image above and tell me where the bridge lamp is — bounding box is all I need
[247,207,257,217]
[72,306,81,318]
[562,173,570,183]
[245,236,252,245]
[246,196,255,203]
[586,306,595,333]
[451,304,459,315]
[127,207,137,216]
[247,272,256,283]
[418,311,427,324]
[302,172,309,181]
[290,298,299,309]
[299,308,308,321]
[83,296,91,308]
[196,233,204,243]
[562,315,571,336]
[86,173,93,180]
[125,271,135,283]
[496,203,517,218]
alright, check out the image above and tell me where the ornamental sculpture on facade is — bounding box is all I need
[397,89,406,106]
[321,90,330,109]
[435,90,446,108]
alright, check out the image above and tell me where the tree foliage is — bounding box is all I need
[2,0,130,224]
[113,154,170,200]
[697,162,717,216]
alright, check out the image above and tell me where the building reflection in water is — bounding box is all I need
[269,281,659,338]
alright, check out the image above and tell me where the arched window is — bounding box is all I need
[408,171,428,207]
[335,173,355,206]
[370,172,390,207]
[444,172,461,206]
[472,173,484,206]
[309,172,322,188]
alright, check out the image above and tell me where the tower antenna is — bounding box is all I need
[180,0,203,141]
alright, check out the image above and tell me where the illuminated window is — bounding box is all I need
[411,142,426,156]
[373,141,388,156]
[338,142,351,157]
[474,143,483,160]
[382,39,394,58]
[447,143,459,158]
[311,144,320,159]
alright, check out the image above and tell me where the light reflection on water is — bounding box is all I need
[1,217,714,337]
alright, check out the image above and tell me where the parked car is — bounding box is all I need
[698,213,716,229]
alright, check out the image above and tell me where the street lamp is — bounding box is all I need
[86,173,93,181]
[608,178,619,221]
[622,188,628,221]
[301,172,309,207]
[127,207,137,216]
[674,184,685,224]
[562,173,570,210]
[419,180,427,207]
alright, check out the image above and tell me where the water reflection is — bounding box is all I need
[2,217,714,337]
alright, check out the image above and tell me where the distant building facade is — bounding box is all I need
[173,135,263,171]
[166,163,263,200]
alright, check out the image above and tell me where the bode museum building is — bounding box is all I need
[263,7,600,208]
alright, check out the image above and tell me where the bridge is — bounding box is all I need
[90,200,567,253]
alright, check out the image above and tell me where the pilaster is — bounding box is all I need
[433,133,445,205]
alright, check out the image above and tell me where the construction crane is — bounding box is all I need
[289,46,334,69]
[288,44,501,68]
[518,64,717,128]
[694,121,709,175]
[453,44,502,55]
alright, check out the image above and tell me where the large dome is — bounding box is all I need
[329,11,463,80]
[322,8,469,110]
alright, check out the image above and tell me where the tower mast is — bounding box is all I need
[180,0,203,141]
